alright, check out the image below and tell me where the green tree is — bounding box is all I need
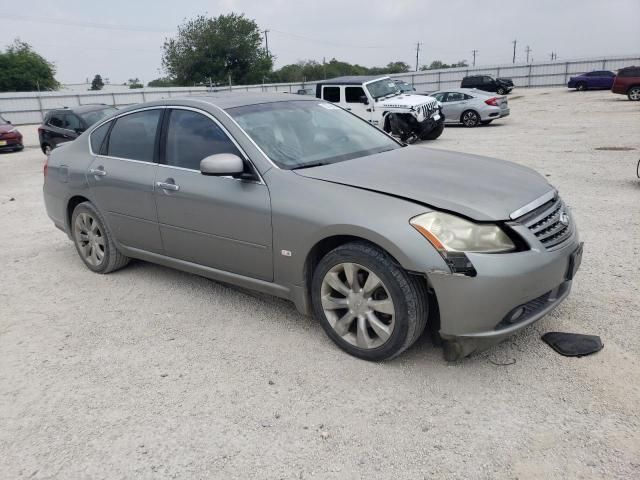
[147,77,177,87]
[127,78,143,89]
[420,59,468,71]
[90,74,104,90]
[382,61,411,74]
[0,39,59,92]
[162,13,272,86]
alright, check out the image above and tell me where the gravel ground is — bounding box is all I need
[1,88,639,479]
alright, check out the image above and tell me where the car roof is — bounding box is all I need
[49,104,114,114]
[432,88,491,96]
[113,92,320,115]
[317,75,389,85]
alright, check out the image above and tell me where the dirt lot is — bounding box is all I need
[1,88,639,479]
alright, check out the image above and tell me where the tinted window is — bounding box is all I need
[483,76,494,84]
[445,92,466,102]
[48,114,64,128]
[345,86,366,103]
[619,68,640,77]
[432,93,445,102]
[63,114,81,131]
[323,86,340,102]
[90,122,111,154]
[107,109,161,162]
[165,109,241,171]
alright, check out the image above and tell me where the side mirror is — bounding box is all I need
[6,120,11,125]
[359,95,369,105]
[200,153,245,177]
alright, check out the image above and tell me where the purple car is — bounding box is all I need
[567,70,616,91]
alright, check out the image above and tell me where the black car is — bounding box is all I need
[460,75,514,95]
[38,104,117,154]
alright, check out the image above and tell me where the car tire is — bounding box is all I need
[480,120,493,125]
[311,241,428,361]
[461,110,480,127]
[497,87,506,95]
[627,86,640,101]
[576,82,587,91]
[420,122,444,140]
[42,143,52,155]
[71,202,130,274]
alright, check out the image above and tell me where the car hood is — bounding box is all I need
[378,93,437,108]
[0,124,18,134]
[294,146,554,221]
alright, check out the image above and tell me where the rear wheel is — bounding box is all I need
[71,202,130,274]
[497,87,506,95]
[42,144,52,155]
[628,86,640,101]
[576,82,587,91]
[420,122,444,140]
[311,242,428,361]
[461,110,480,127]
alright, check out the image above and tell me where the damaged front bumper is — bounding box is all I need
[427,227,582,361]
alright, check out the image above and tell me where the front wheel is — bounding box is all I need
[628,86,640,101]
[420,122,444,140]
[311,242,428,361]
[461,110,480,127]
[71,202,130,274]
[576,82,587,91]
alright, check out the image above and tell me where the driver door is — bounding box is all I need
[343,86,372,122]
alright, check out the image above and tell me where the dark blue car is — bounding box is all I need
[567,70,616,91]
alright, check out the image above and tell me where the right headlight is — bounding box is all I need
[410,211,515,253]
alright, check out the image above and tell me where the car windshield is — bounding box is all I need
[79,107,117,127]
[227,100,400,170]
[366,78,401,100]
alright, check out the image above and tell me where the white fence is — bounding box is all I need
[1,54,638,125]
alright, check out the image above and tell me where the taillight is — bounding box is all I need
[43,156,49,177]
[485,97,499,106]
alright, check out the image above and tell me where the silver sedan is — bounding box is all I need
[429,88,510,127]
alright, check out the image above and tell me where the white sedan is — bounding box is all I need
[425,88,510,127]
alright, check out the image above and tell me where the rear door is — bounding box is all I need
[442,92,469,121]
[86,108,163,253]
[154,107,273,281]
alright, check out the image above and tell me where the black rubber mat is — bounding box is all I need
[541,332,603,357]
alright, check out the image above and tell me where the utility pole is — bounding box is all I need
[415,42,421,71]
[264,29,270,58]
[471,49,478,67]
[512,39,517,64]
[525,45,531,64]
[550,51,557,61]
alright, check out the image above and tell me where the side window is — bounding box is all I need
[464,94,474,100]
[63,114,81,131]
[165,109,241,171]
[446,92,465,102]
[483,76,493,84]
[432,93,445,102]
[345,86,366,103]
[107,109,161,162]
[90,122,111,154]
[48,114,64,128]
[322,86,340,103]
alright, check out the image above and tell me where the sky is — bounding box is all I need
[0,0,638,85]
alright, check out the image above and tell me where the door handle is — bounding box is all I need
[89,168,106,177]
[156,181,180,191]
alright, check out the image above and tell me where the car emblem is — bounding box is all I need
[559,211,570,226]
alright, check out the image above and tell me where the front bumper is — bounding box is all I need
[428,226,581,360]
[0,136,23,151]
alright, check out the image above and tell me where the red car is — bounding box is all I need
[612,66,640,101]
[0,115,23,152]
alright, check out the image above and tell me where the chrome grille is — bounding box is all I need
[420,100,438,118]
[519,196,573,249]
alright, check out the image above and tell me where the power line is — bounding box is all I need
[471,49,478,67]
[0,14,171,33]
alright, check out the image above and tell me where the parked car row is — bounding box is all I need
[568,66,640,101]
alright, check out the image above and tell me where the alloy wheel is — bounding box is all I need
[74,212,105,266]
[629,87,640,101]
[462,111,479,127]
[320,262,395,349]
[44,145,52,155]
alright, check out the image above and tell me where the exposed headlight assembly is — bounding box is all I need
[410,211,516,276]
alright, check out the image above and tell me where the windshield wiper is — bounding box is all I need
[290,161,328,170]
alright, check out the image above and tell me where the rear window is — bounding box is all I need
[48,113,64,128]
[322,86,340,102]
[107,109,161,162]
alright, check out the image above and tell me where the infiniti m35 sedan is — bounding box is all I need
[43,93,582,361]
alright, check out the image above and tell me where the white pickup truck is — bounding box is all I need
[314,75,444,142]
